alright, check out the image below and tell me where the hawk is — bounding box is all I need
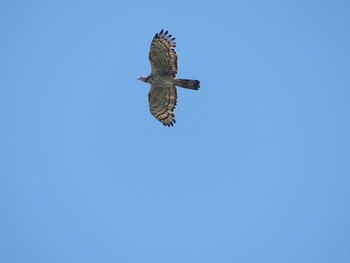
[138,30,200,127]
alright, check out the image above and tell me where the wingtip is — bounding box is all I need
[162,118,176,127]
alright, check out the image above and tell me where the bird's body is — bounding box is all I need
[138,30,200,127]
[140,74,175,86]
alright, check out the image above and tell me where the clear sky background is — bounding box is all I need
[1,1,350,262]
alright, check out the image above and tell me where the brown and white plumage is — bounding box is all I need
[138,30,200,127]
[149,30,178,77]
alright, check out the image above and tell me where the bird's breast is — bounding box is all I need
[151,75,175,86]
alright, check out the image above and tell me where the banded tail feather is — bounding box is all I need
[174,79,200,90]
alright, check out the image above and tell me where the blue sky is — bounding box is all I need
[1,0,350,262]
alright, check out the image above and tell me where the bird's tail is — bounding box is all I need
[174,79,200,90]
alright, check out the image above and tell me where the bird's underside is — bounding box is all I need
[138,29,200,127]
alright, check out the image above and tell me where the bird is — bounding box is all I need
[138,29,200,127]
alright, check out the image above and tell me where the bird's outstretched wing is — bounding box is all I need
[148,83,178,127]
[149,30,178,77]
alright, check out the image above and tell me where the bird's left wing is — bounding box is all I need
[149,30,178,77]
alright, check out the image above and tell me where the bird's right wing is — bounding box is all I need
[148,83,178,127]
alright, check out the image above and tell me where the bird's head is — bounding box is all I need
[138,76,150,83]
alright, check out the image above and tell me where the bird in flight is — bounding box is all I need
[138,30,200,127]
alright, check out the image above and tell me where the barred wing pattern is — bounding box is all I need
[139,30,200,127]
[148,83,177,127]
[149,30,178,77]
[148,30,178,126]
